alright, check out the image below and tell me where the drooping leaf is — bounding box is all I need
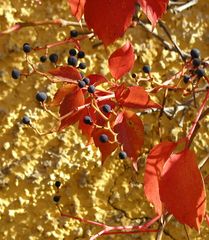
[92,128,118,162]
[84,0,136,45]
[144,141,177,215]
[159,149,206,230]
[114,110,144,170]
[108,42,135,80]
[59,87,85,131]
[138,0,169,27]
[49,66,82,80]
[68,0,86,21]
[87,74,108,86]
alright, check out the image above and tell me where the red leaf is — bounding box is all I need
[114,110,144,170]
[144,141,177,215]
[142,98,162,109]
[59,87,85,131]
[84,0,136,45]
[138,0,169,27]
[108,42,135,80]
[159,149,206,230]
[87,74,108,86]
[92,128,118,162]
[49,66,82,80]
[119,86,149,109]
[68,0,86,21]
[206,214,209,227]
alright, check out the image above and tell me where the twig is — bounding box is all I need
[156,214,173,240]
[173,0,198,13]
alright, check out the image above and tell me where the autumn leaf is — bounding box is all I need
[114,110,144,170]
[68,0,86,21]
[84,0,136,45]
[108,42,135,80]
[59,87,85,131]
[49,65,82,80]
[159,149,206,230]
[144,141,177,215]
[87,74,108,86]
[138,0,169,27]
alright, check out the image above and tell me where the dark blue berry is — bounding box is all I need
[99,134,109,143]
[102,104,111,113]
[88,85,95,94]
[55,181,61,188]
[49,53,58,63]
[195,68,205,78]
[77,51,85,59]
[22,116,30,124]
[83,116,93,125]
[11,69,20,79]
[78,80,86,88]
[69,48,77,56]
[192,58,201,67]
[40,55,47,62]
[23,43,31,53]
[78,62,86,69]
[190,48,200,59]
[70,30,78,38]
[183,75,190,84]
[53,195,61,203]
[68,56,77,67]
[119,151,127,159]
[36,92,47,102]
[142,65,151,74]
[83,77,90,85]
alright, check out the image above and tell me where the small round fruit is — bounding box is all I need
[102,104,111,113]
[78,62,86,69]
[68,56,77,67]
[11,69,20,79]
[49,53,58,63]
[69,48,77,56]
[88,85,95,94]
[70,30,78,38]
[83,116,92,125]
[131,73,136,78]
[22,116,30,124]
[183,75,190,84]
[78,80,86,88]
[40,55,47,62]
[36,92,47,102]
[142,65,151,74]
[119,151,127,159]
[77,51,85,59]
[190,48,200,59]
[53,195,61,203]
[83,77,90,85]
[55,181,61,188]
[23,43,31,53]
[192,58,201,67]
[99,134,109,143]
[195,68,205,78]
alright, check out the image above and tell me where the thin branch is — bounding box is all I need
[172,0,198,13]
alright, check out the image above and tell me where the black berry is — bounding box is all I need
[22,116,30,124]
[53,195,61,203]
[83,116,93,125]
[78,62,86,69]
[192,58,201,67]
[69,48,77,56]
[55,181,61,188]
[99,134,109,143]
[11,69,20,79]
[70,30,78,38]
[142,65,151,74]
[119,151,127,159]
[102,104,111,113]
[23,43,31,53]
[88,85,95,94]
[190,48,200,59]
[195,68,205,78]
[40,55,47,63]
[131,73,136,78]
[68,56,77,67]
[183,75,190,84]
[49,53,58,63]
[36,92,47,102]
[77,51,85,59]
[78,80,86,88]
[83,77,90,85]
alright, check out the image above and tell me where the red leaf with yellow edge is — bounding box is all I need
[49,66,82,80]
[92,128,118,163]
[120,86,149,109]
[84,0,136,45]
[59,87,85,131]
[108,42,135,80]
[114,110,144,170]
[144,141,177,215]
[68,0,86,21]
[159,149,206,230]
[138,0,169,27]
